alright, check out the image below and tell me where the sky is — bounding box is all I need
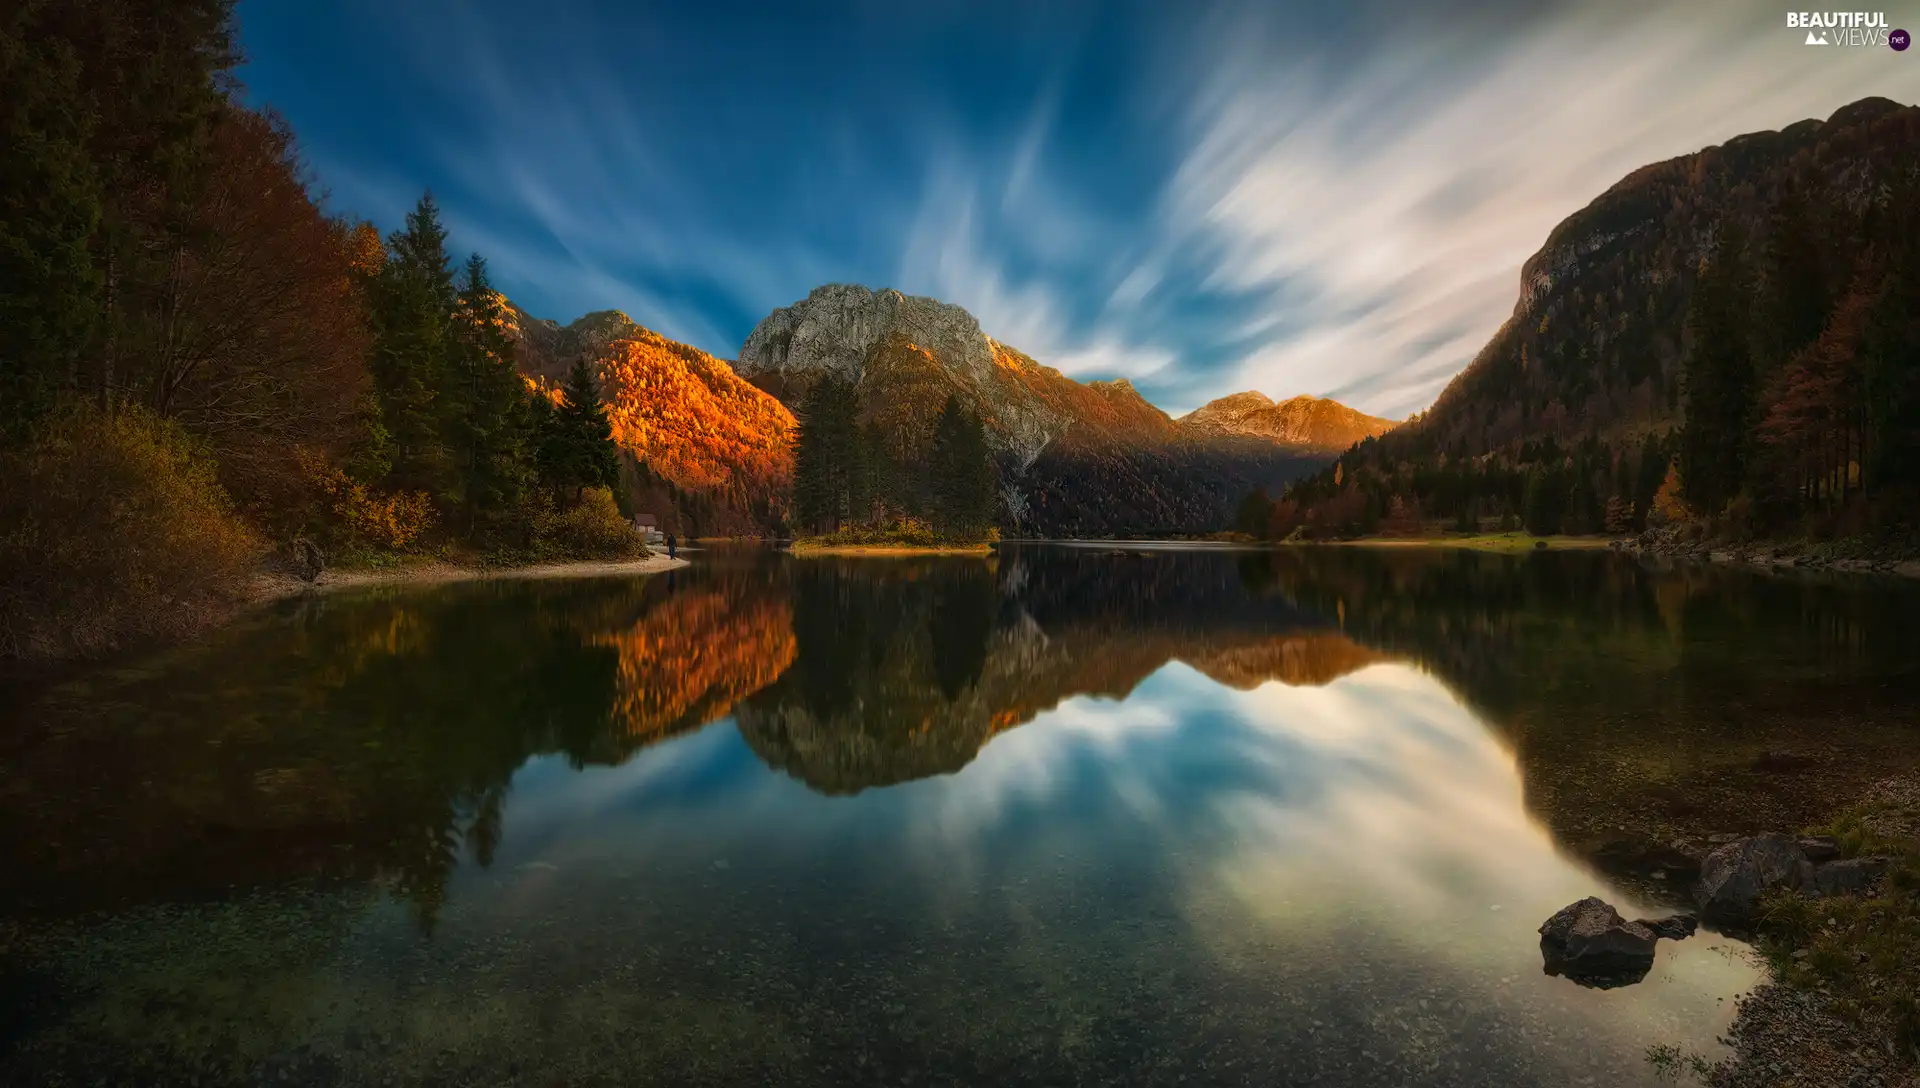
[237,0,1916,419]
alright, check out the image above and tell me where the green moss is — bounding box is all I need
[1752,807,1920,1057]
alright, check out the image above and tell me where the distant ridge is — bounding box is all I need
[1179,391,1398,453]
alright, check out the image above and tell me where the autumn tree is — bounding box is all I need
[135,107,372,522]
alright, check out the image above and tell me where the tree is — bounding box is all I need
[369,193,456,494]
[1524,464,1568,536]
[445,253,530,538]
[1235,487,1273,537]
[0,0,238,430]
[1757,187,1830,374]
[792,376,864,533]
[928,395,996,536]
[1862,180,1920,498]
[134,107,372,519]
[538,356,621,504]
[1680,227,1756,515]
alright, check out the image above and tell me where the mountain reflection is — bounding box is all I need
[3,544,1916,928]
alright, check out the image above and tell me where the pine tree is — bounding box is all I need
[793,376,862,533]
[1863,178,1920,497]
[1235,487,1273,537]
[1758,187,1830,373]
[446,253,530,538]
[1680,227,1757,515]
[544,356,620,504]
[929,395,996,536]
[370,193,456,494]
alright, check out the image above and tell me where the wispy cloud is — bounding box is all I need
[1156,0,1904,416]
[249,0,1911,417]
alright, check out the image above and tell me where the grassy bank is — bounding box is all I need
[790,524,997,556]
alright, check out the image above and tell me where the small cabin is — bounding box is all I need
[631,513,665,546]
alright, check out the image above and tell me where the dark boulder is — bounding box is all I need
[1812,856,1890,897]
[1539,897,1657,987]
[1694,834,1814,924]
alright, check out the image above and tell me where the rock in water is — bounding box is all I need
[1538,897,1658,986]
[1694,833,1814,923]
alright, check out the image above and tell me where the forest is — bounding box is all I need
[0,1,637,661]
[790,380,999,544]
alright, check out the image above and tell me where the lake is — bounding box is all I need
[4,544,1917,1086]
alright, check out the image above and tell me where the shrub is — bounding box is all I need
[0,408,262,660]
[533,487,647,561]
[299,451,436,554]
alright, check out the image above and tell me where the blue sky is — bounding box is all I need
[238,1,1914,418]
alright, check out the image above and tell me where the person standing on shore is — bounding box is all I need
[666,532,677,561]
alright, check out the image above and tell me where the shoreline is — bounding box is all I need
[788,543,994,557]
[247,554,690,604]
[1301,533,1614,554]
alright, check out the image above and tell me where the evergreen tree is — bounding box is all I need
[1863,179,1920,496]
[1524,464,1568,535]
[1680,227,1756,514]
[1758,188,1830,373]
[792,376,863,532]
[370,193,456,494]
[446,253,530,538]
[538,356,620,504]
[1235,487,1273,537]
[0,0,237,430]
[928,395,996,536]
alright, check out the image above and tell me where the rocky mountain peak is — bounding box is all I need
[737,283,996,389]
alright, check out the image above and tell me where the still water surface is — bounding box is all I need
[4,544,1918,1086]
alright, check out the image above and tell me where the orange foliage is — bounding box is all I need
[989,346,1177,440]
[595,330,795,502]
[300,452,436,550]
[594,587,796,740]
[1649,462,1690,526]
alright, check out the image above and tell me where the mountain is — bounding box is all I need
[502,305,796,534]
[737,284,1323,535]
[1179,392,1398,452]
[1409,96,1916,455]
[1273,96,1920,538]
